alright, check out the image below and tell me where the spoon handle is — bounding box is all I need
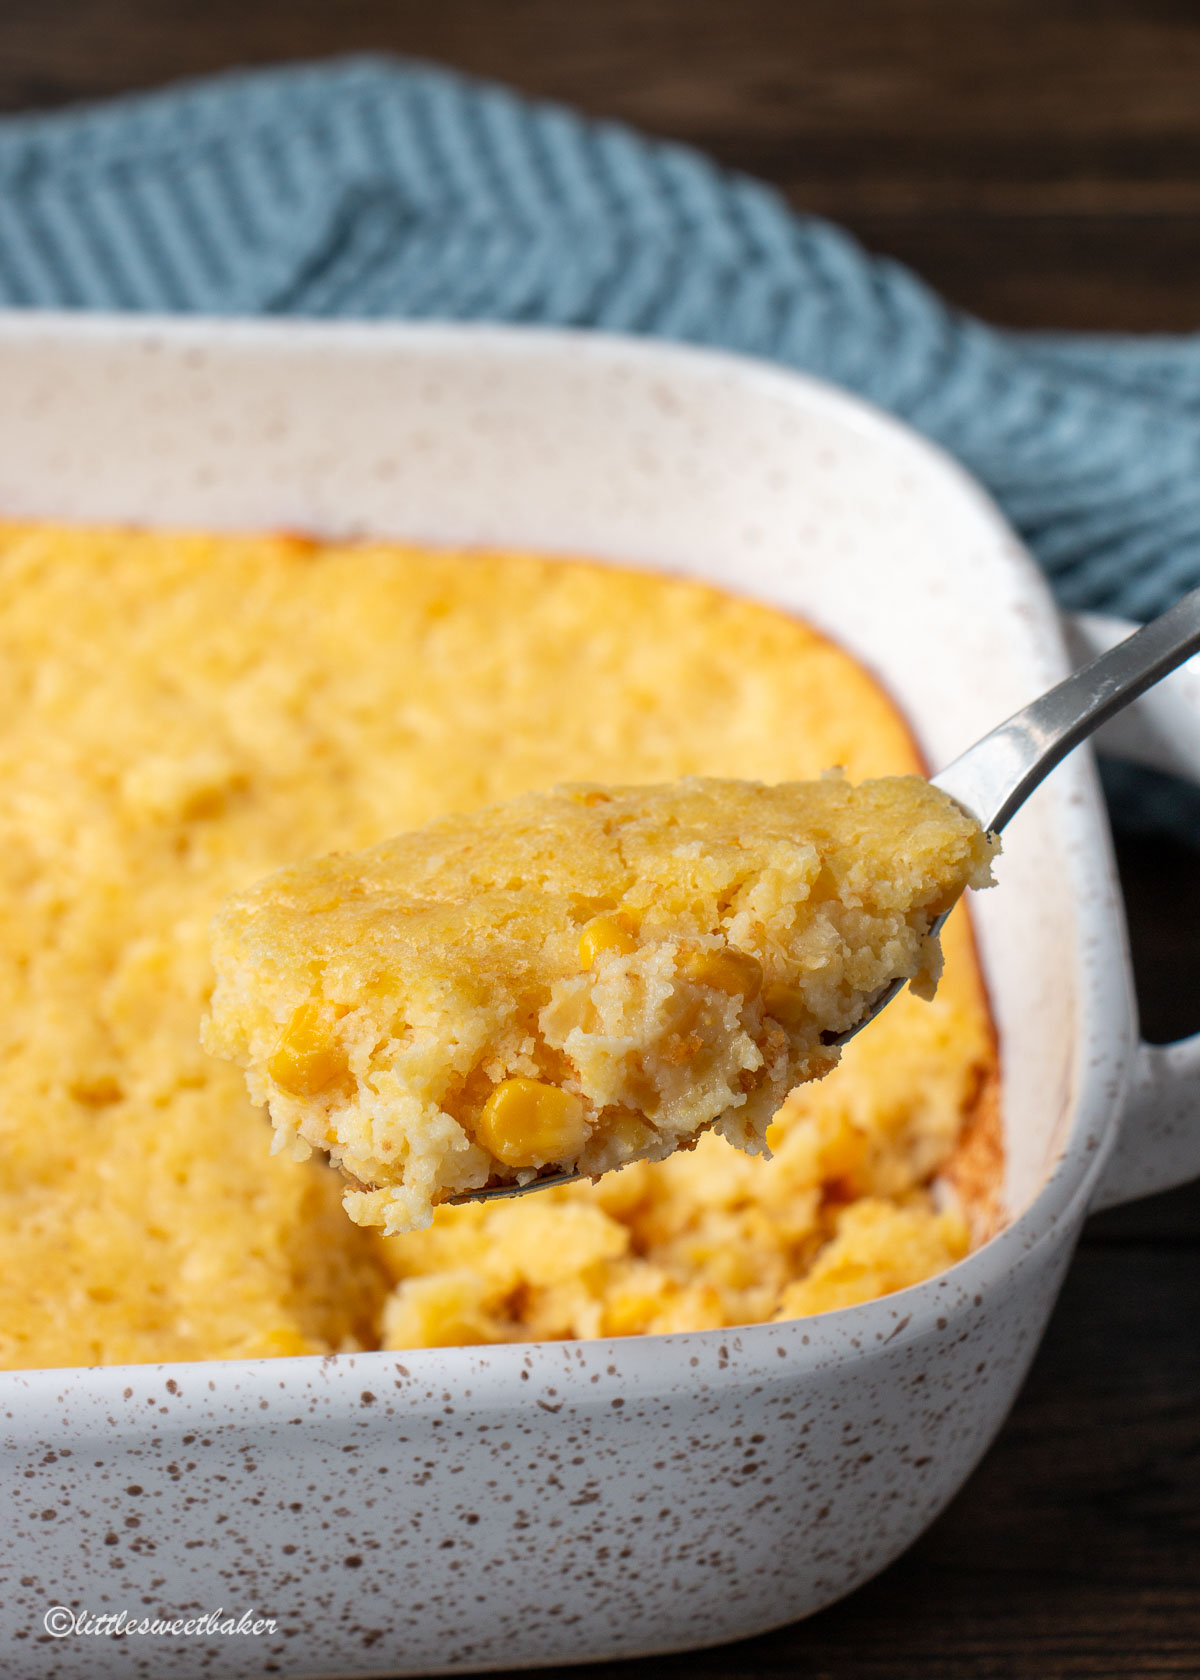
[933,584,1200,832]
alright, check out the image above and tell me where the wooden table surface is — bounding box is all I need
[3,4,1198,1676]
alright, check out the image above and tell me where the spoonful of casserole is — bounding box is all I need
[203,774,992,1235]
[201,582,1200,1237]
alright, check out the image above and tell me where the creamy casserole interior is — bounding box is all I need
[0,524,1001,1368]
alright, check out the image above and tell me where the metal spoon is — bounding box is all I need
[450,583,1200,1206]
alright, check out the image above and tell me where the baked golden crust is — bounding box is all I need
[0,520,1001,1366]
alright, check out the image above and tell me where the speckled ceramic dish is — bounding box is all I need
[2,317,1198,1680]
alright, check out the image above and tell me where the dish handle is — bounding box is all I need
[1067,612,1200,1210]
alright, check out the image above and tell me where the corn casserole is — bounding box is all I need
[0,523,1001,1368]
[204,777,993,1234]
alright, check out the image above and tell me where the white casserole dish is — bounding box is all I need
[1,315,1198,1679]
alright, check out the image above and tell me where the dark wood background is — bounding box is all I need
[3,4,1198,1676]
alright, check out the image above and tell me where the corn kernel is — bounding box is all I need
[678,945,763,999]
[578,911,638,968]
[604,1291,664,1337]
[476,1077,589,1168]
[606,1109,659,1158]
[819,1116,870,1186]
[267,1003,348,1097]
[762,982,807,1027]
[258,1327,315,1358]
